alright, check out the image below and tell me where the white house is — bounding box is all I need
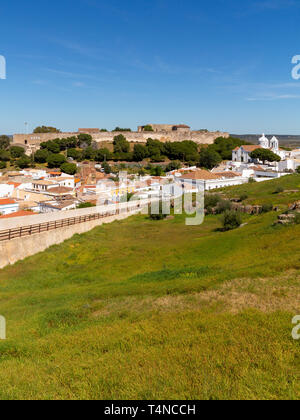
[178,169,248,191]
[0,198,19,215]
[38,200,76,213]
[0,184,14,198]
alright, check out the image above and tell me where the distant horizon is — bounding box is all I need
[5,126,300,137]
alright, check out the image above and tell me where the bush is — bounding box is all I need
[205,194,222,211]
[274,187,284,194]
[67,148,83,162]
[221,210,242,231]
[149,202,167,220]
[102,162,111,174]
[34,149,49,163]
[47,153,66,168]
[60,163,77,175]
[16,156,32,169]
[0,161,6,169]
[10,146,25,158]
[77,202,96,209]
[261,203,273,213]
[294,213,300,224]
[216,199,232,214]
[248,178,256,183]
[239,194,248,201]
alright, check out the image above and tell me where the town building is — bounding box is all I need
[0,198,19,215]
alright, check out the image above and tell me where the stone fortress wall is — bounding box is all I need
[13,124,229,153]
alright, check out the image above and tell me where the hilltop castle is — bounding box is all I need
[13,124,229,154]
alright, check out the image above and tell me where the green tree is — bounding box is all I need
[198,148,222,169]
[166,160,181,172]
[0,135,11,150]
[16,156,32,169]
[10,146,25,158]
[113,127,131,132]
[102,162,111,174]
[34,149,49,163]
[0,150,10,162]
[60,162,77,175]
[67,148,83,162]
[250,148,281,164]
[150,165,163,176]
[47,153,66,168]
[133,144,148,161]
[77,134,92,148]
[146,138,165,161]
[40,140,60,154]
[209,136,251,160]
[164,141,198,162]
[83,146,96,160]
[143,125,154,132]
[33,126,60,133]
[95,148,111,162]
[113,134,130,153]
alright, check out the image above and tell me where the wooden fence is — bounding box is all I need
[0,206,134,242]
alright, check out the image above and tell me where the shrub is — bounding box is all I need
[10,146,25,158]
[205,194,222,210]
[248,177,256,183]
[149,203,167,220]
[239,193,248,201]
[294,213,300,224]
[0,161,6,169]
[47,153,66,168]
[216,199,232,214]
[102,162,111,174]
[261,203,273,213]
[77,202,96,209]
[274,186,284,194]
[221,210,242,231]
[34,149,49,163]
[60,163,77,175]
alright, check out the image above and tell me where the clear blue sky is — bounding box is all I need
[1,0,300,135]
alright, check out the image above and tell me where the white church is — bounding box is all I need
[232,134,286,163]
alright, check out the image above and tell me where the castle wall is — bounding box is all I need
[13,130,229,150]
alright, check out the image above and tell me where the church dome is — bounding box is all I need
[259,134,269,148]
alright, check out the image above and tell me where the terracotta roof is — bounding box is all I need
[0,210,36,219]
[214,171,241,178]
[241,145,262,152]
[7,182,21,188]
[0,199,17,205]
[33,180,57,186]
[47,187,74,194]
[180,170,219,180]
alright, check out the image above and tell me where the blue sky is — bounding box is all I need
[1,0,300,135]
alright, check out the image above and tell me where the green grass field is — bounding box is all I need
[0,175,299,400]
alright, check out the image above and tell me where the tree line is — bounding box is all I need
[0,132,282,175]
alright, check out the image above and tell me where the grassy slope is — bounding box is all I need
[0,176,299,399]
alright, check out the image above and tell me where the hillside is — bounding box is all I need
[0,175,299,399]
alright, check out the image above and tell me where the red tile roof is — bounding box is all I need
[7,182,21,188]
[0,199,17,206]
[0,210,36,219]
[241,145,262,152]
[180,170,219,180]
